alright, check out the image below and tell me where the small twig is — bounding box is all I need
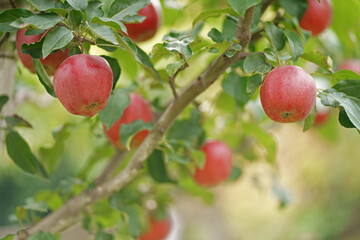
[94,150,129,185]
[168,59,189,100]
[9,0,16,8]
[0,32,10,48]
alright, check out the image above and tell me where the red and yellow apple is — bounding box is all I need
[104,93,153,149]
[124,0,162,42]
[138,216,171,240]
[260,65,317,123]
[193,141,233,186]
[53,54,113,117]
[16,29,69,75]
[299,0,332,35]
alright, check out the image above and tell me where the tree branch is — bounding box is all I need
[168,59,189,100]
[26,6,256,237]
[8,0,16,8]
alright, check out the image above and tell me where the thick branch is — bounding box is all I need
[26,6,256,236]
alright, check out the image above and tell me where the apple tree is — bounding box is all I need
[0,0,359,239]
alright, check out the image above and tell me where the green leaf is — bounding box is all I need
[243,122,276,164]
[39,125,71,174]
[23,198,48,212]
[95,229,113,240]
[333,70,360,83]
[303,105,317,132]
[0,234,14,240]
[191,150,206,169]
[339,108,356,128]
[0,95,9,113]
[118,205,141,238]
[301,51,333,72]
[68,10,83,29]
[5,130,48,178]
[284,30,303,61]
[28,231,56,240]
[28,0,65,11]
[166,59,185,76]
[222,72,251,108]
[5,115,32,128]
[91,17,127,32]
[100,55,121,90]
[0,9,33,32]
[86,1,104,22]
[34,59,57,97]
[320,88,360,130]
[332,79,360,97]
[263,47,278,65]
[91,24,119,45]
[67,0,88,11]
[20,37,44,59]
[99,88,132,129]
[208,28,224,43]
[164,35,193,60]
[228,166,242,181]
[227,0,261,17]
[264,22,286,51]
[179,176,214,204]
[10,13,62,29]
[42,27,73,58]
[246,74,262,96]
[110,0,149,20]
[222,15,238,41]
[167,109,203,142]
[119,120,153,150]
[192,8,237,28]
[147,150,175,183]
[278,0,308,20]
[243,54,272,74]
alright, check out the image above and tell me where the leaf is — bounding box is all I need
[303,105,317,132]
[166,59,185,76]
[167,109,203,142]
[332,79,360,97]
[67,0,88,11]
[164,35,193,60]
[339,108,356,128]
[28,232,57,240]
[39,125,71,174]
[208,28,224,43]
[28,0,65,11]
[90,24,119,45]
[20,37,44,58]
[5,115,33,128]
[23,198,48,212]
[147,150,175,183]
[119,120,153,150]
[110,0,149,20]
[91,17,127,32]
[191,150,206,169]
[227,0,261,17]
[0,9,33,32]
[243,122,276,164]
[86,1,104,22]
[118,205,141,238]
[246,74,262,96]
[243,54,272,74]
[263,47,278,65]
[320,88,360,130]
[100,55,121,90]
[99,88,132,129]
[222,15,238,41]
[34,59,57,97]
[10,13,63,29]
[95,229,113,240]
[192,8,237,28]
[301,51,333,72]
[228,166,242,181]
[278,0,308,20]
[0,95,9,113]
[5,130,48,178]
[68,10,83,29]
[284,30,303,61]
[222,72,251,107]
[0,235,14,240]
[264,22,286,51]
[333,70,360,83]
[42,27,73,58]
[179,176,214,204]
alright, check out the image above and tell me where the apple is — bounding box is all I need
[124,0,162,42]
[53,54,113,117]
[338,59,360,75]
[193,141,233,187]
[299,0,332,35]
[104,93,153,149]
[138,216,171,240]
[260,65,317,123]
[16,29,69,75]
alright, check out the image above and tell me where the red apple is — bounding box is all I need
[124,0,162,42]
[338,59,360,75]
[104,93,153,149]
[16,29,69,75]
[53,54,113,117]
[299,0,332,35]
[193,141,233,187]
[260,65,317,123]
[138,217,171,240]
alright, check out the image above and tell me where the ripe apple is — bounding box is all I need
[193,141,233,187]
[53,54,113,117]
[104,93,153,149]
[138,216,171,240]
[124,0,162,42]
[260,65,317,123]
[299,0,332,35]
[338,59,360,75]
[16,29,69,75]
